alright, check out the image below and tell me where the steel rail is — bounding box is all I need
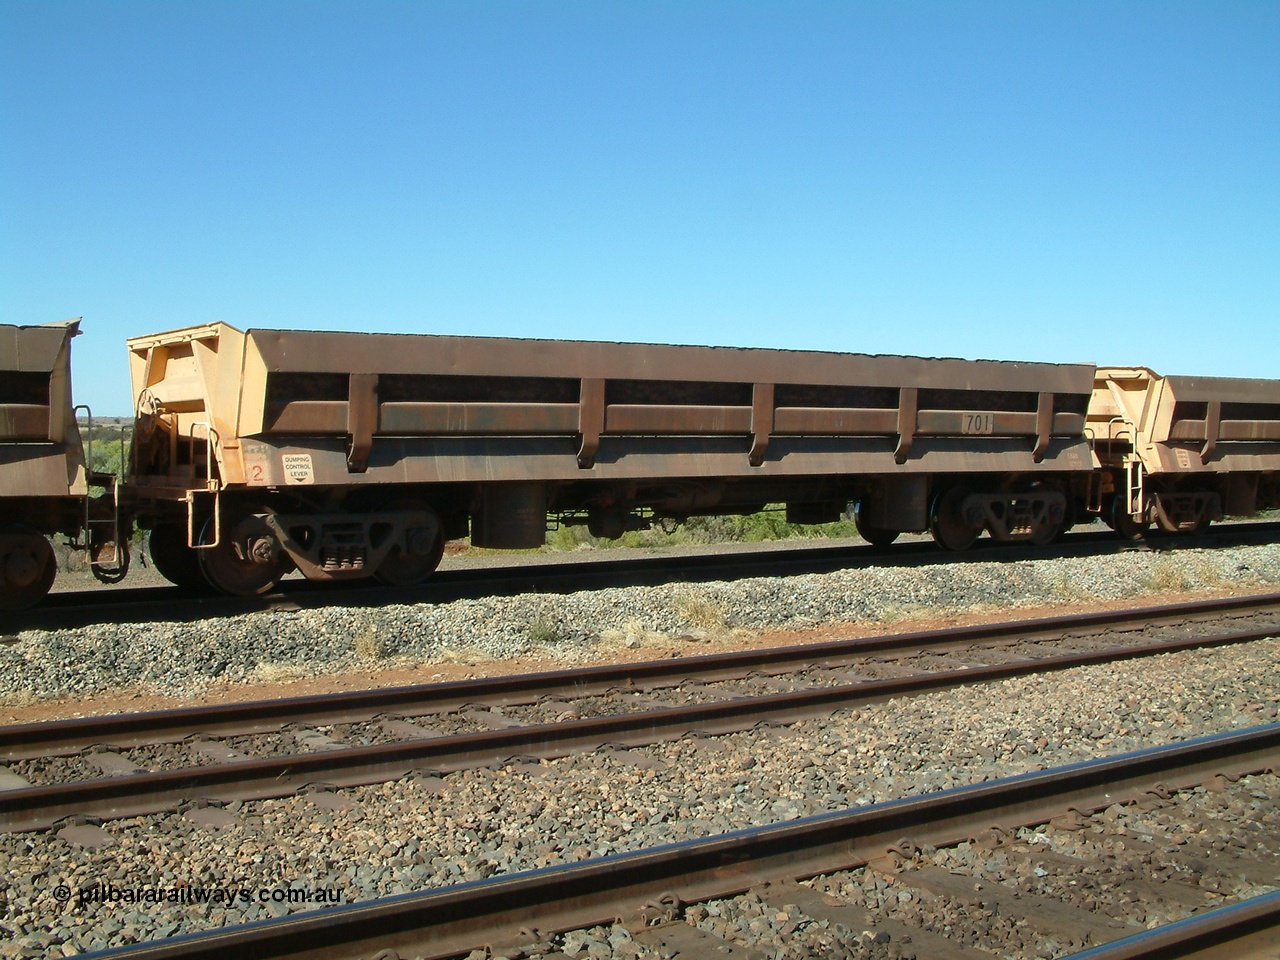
[18,519,1280,633]
[4,590,1279,761]
[1060,891,1280,960]
[2,618,1278,831]
[72,724,1280,960]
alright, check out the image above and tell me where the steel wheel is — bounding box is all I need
[147,524,207,589]
[198,511,288,596]
[930,486,982,552]
[1028,489,1067,546]
[375,501,443,586]
[0,530,57,612]
[853,501,900,548]
[1110,496,1149,540]
[1052,502,1077,543]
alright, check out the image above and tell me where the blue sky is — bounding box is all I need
[3,1,1277,414]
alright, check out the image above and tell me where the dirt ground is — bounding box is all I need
[0,585,1253,727]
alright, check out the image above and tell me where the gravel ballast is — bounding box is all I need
[0,634,1277,955]
[5,542,1280,702]
[2,542,1279,957]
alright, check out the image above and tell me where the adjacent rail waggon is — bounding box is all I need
[0,321,126,611]
[1089,367,1280,537]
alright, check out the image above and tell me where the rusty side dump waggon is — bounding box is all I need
[125,323,1099,595]
[1088,367,1280,536]
[0,321,126,611]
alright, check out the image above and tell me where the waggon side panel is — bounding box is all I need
[0,445,86,497]
[0,321,87,498]
[238,435,1095,488]
[244,327,1094,394]
[130,323,1098,498]
[0,323,75,373]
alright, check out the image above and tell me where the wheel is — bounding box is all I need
[853,501,899,548]
[198,510,288,596]
[1028,490,1068,546]
[0,530,57,612]
[1110,496,1149,540]
[1051,501,1077,543]
[375,501,444,586]
[1100,495,1117,530]
[147,524,207,589]
[930,486,982,552]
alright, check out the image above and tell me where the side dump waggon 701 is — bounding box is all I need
[124,323,1099,595]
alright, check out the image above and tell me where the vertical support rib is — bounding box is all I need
[749,383,774,467]
[1033,391,1054,462]
[894,388,917,464]
[1201,399,1221,464]
[577,378,605,468]
[346,373,378,473]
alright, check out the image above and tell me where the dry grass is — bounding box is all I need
[0,690,39,708]
[252,661,312,683]
[673,588,728,634]
[354,624,384,661]
[875,603,933,624]
[526,612,567,647]
[1141,557,1228,594]
[1050,570,1090,600]
[598,618,670,651]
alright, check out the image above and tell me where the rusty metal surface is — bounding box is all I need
[244,326,1093,389]
[55,725,1280,960]
[237,434,1096,488]
[3,590,1276,761]
[0,321,86,499]
[1060,891,1280,959]
[0,320,79,373]
[2,616,1277,832]
[126,323,1097,494]
[0,445,84,498]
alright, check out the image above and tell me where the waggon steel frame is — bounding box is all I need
[116,323,1107,588]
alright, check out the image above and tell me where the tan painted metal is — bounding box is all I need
[1089,367,1280,476]
[0,320,87,498]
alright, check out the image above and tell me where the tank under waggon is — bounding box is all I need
[1088,367,1280,537]
[0,320,127,611]
[126,322,1098,595]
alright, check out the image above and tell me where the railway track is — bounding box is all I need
[2,592,1278,832]
[17,519,1280,634]
[64,725,1280,959]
